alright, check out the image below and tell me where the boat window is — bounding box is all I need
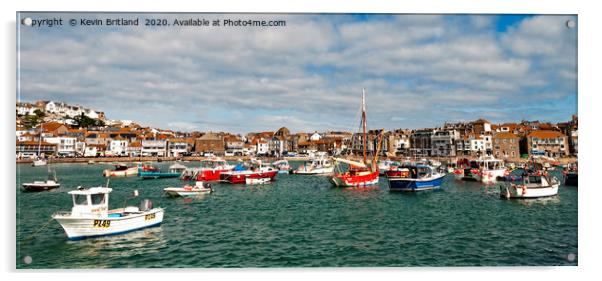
[528,176,542,184]
[91,193,106,205]
[73,194,88,205]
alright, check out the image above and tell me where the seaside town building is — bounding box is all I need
[410,129,433,157]
[430,129,460,157]
[526,130,569,158]
[492,132,520,161]
[15,100,579,162]
[194,132,225,156]
[141,140,167,157]
[16,140,57,158]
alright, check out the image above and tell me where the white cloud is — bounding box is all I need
[18,14,577,133]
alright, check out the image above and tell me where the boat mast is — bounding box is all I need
[37,123,43,158]
[362,88,367,165]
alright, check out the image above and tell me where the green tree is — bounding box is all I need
[72,113,105,128]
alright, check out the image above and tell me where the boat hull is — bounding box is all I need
[329,170,379,187]
[103,167,138,177]
[388,174,445,191]
[139,171,180,179]
[32,160,47,166]
[499,184,559,199]
[564,173,578,186]
[480,169,506,183]
[293,166,334,175]
[221,170,278,184]
[52,208,164,240]
[164,188,211,197]
[22,183,60,192]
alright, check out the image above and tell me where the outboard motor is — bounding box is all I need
[139,199,153,212]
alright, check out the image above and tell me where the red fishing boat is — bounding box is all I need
[180,158,234,181]
[330,89,384,187]
[220,160,278,184]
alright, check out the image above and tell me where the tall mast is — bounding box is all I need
[362,88,367,164]
[37,123,43,157]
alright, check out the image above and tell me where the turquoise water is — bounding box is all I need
[16,162,577,268]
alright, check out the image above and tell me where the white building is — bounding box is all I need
[482,135,493,155]
[109,139,129,156]
[16,103,37,116]
[470,138,486,156]
[168,140,188,157]
[45,136,77,157]
[256,140,269,155]
[141,140,166,157]
[84,146,97,157]
[75,141,87,157]
[309,132,322,141]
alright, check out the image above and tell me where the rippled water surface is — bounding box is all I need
[16,162,577,268]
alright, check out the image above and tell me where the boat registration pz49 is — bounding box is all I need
[52,187,164,240]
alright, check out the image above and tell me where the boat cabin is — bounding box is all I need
[169,163,187,173]
[68,187,112,216]
[114,164,133,171]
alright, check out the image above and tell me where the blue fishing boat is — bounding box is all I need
[138,163,187,179]
[387,164,445,191]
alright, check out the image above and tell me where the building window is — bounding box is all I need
[511,151,515,156]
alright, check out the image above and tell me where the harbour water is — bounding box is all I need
[16,162,577,268]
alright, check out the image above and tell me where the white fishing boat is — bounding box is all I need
[22,168,60,192]
[272,159,291,173]
[52,187,164,240]
[293,152,334,175]
[460,156,505,183]
[245,177,271,185]
[103,164,138,177]
[32,158,47,166]
[499,171,559,199]
[164,181,213,197]
[378,160,398,175]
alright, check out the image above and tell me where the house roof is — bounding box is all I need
[528,130,566,139]
[16,140,56,146]
[129,141,142,148]
[40,122,68,132]
[198,132,223,141]
[224,135,242,142]
[493,132,519,139]
[473,118,491,124]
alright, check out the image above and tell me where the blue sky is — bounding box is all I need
[17,13,577,134]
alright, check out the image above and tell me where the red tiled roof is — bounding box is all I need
[528,130,566,139]
[16,140,56,146]
[40,122,68,132]
[493,132,519,139]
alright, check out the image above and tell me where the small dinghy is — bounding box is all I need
[52,187,164,240]
[103,164,138,177]
[22,168,60,192]
[245,177,271,185]
[164,181,213,197]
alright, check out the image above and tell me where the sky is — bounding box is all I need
[17,13,577,134]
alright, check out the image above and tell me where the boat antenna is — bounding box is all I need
[105,178,110,188]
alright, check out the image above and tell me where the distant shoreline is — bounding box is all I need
[15,155,577,165]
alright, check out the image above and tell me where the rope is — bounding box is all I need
[20,216,55,244]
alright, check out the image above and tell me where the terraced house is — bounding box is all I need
[526,130,569,158]
[492,132,520,161]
